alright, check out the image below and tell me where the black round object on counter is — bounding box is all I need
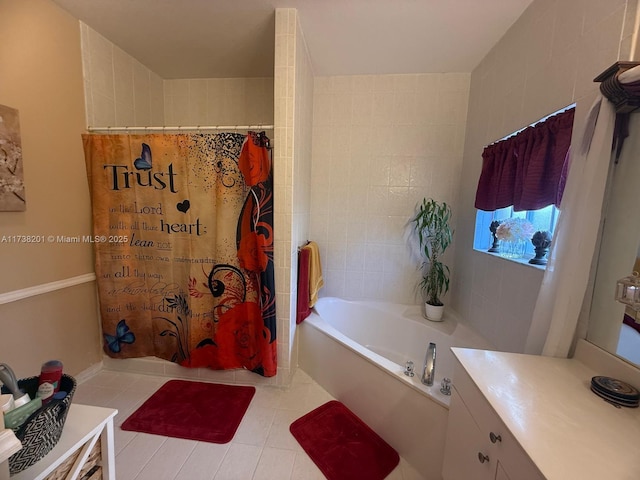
[591,376,639,407]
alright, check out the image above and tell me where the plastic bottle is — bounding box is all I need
[36,360,63,404]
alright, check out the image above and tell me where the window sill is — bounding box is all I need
[473,248,547,270]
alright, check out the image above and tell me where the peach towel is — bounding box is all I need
[303,241,324,307]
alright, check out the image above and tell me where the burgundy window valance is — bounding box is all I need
[475,107,575,212]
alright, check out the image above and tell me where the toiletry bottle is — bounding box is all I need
[36,360,63,404]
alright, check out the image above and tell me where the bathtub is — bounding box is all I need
[298,297,494,480]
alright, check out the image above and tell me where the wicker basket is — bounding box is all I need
[44,437,102,480]
[1,374,76,475]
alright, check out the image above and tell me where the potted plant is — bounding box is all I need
[412,198,453,321]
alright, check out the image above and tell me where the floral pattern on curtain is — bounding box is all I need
[83,132,277,377]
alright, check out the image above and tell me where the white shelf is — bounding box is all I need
[11,404,117,480]
[0,429,21,464]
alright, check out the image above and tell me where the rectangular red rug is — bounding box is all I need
[290,400,400,480]
[121,380,255,443]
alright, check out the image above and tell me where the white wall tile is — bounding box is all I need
[310,73,470,303]
[115,101,135,126]
[81,23,164,127]
[113,48,134,107]
[91,92,116,126]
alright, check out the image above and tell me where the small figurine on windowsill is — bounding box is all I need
[488,220,501,253]
[529,230,552,265]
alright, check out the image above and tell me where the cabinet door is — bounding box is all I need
[494,461,511,480]
[442,389,493,480]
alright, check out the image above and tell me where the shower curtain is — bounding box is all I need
[83,132,276,377]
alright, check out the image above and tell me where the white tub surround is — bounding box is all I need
[445,346,640,480]
[299,297,492,479]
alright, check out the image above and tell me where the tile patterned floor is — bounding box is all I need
[74,368,425,480]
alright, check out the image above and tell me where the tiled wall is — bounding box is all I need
[310,74,470,304]
[164,77,274,126]
[80,23,164,127]
[452,0,637,353]
[272,8,314,385]
[81,23,274,130]
[290,15,315,373]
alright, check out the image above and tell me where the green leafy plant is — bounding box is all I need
[412,198,453,306]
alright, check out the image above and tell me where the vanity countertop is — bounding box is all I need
[452,347,640,480]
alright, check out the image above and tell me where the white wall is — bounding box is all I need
[0,0,102,377]
[310,73,470,304]
[452,0,638,353]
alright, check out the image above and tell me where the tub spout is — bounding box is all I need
[421,342,436,386]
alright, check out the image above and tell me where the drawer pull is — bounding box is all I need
[478,452,490,464]
[489,432,502,443]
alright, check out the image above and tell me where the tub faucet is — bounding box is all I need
[421,342,436,386]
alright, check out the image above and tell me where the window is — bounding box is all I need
[474,205,559,258]
[473,105,574,264]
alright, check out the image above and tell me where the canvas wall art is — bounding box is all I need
[0,104,25,211]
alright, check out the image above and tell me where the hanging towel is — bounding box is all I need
[305,241,324,307]
[296,247,312,324]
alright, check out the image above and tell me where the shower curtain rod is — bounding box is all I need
[86,124,274,132]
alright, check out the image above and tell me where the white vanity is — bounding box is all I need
[1,404,117,480]
[443,342,640,480]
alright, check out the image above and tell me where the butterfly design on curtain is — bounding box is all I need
[134,143,152,170]
[104,319,136,353]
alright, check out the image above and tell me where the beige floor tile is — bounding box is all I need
[233,405,277,446]
[252,446,296,480]
[113,427,137,456]
[135,437,198,480]
[250,385,285,409]
[73,385,122,407]
[265,408,306,452]
[174,442,230,480]
[115,432,166,480]
[277,383,311,410]
[303,383,334,411]
[213,443,262,480]
[291,368,314,385]
[123,374,168,393]
[290,452,326,480]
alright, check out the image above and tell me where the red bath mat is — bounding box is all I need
[290,400,399,480]
[121,380,255,443]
